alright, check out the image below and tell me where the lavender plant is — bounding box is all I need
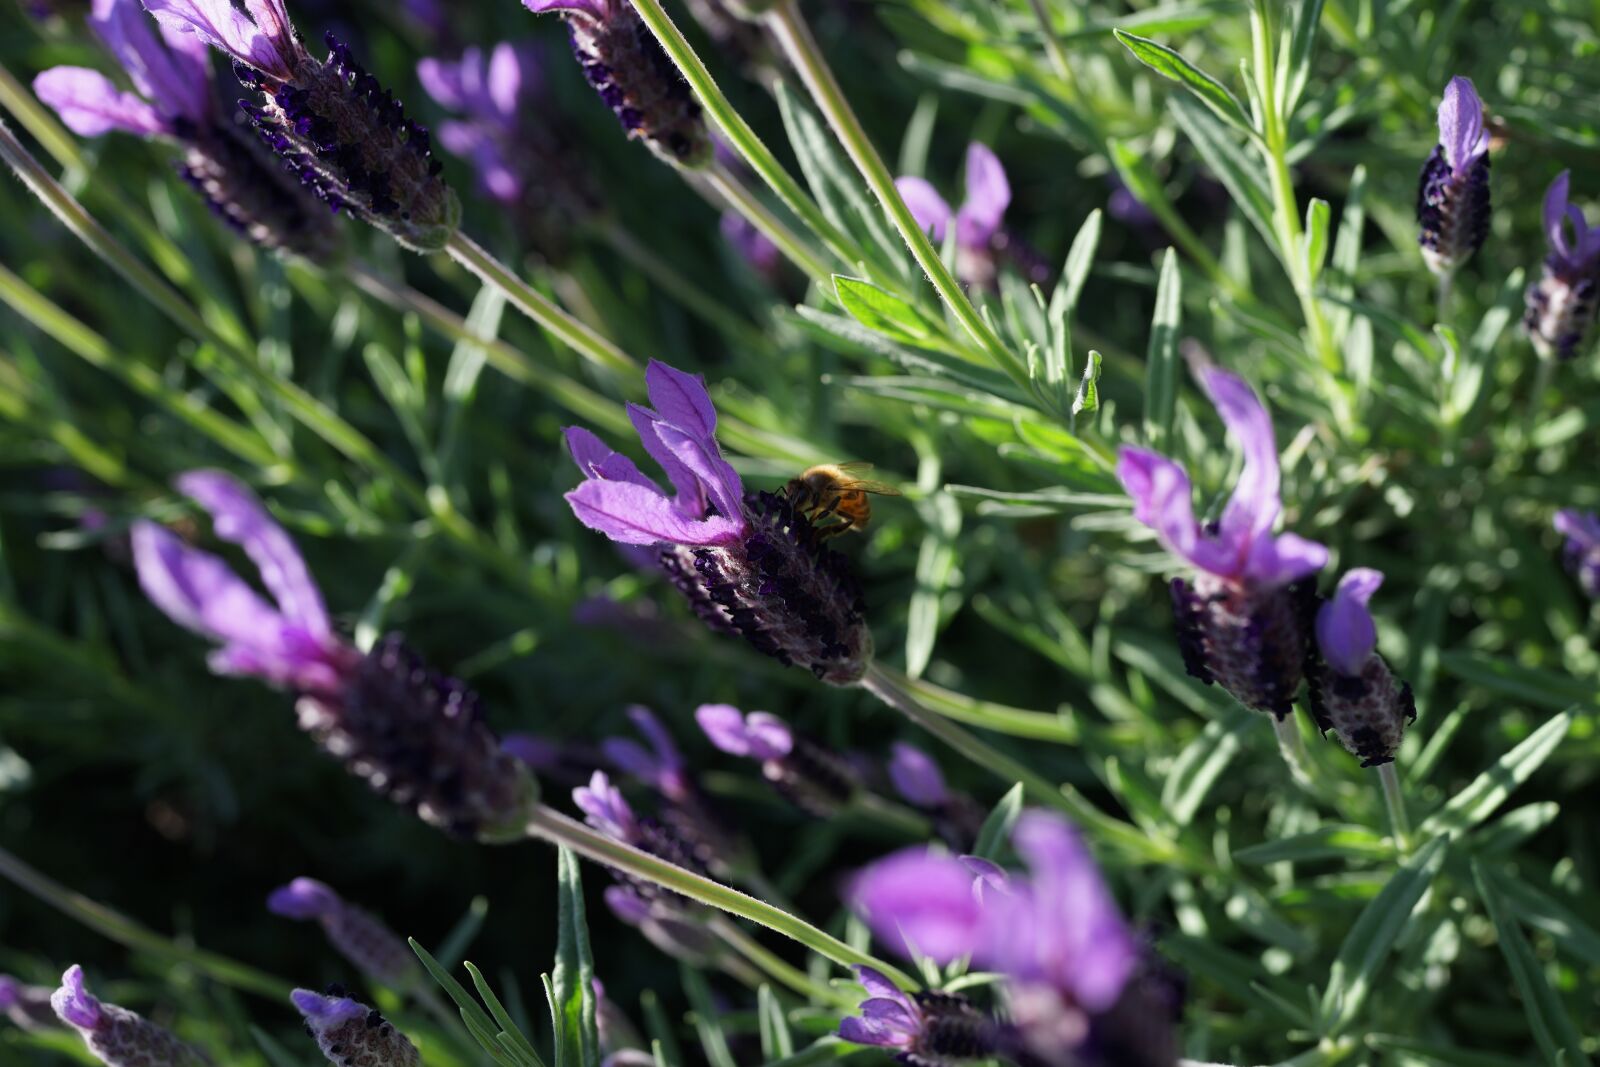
[0,1,1597,1067]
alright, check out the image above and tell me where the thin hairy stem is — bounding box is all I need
[1272,712,1319,792]
[1378,762,1411,851]
[705,915,856,1009]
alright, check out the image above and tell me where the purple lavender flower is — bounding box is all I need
[896,142,1047,288]
[849,812,1176,1067]
[838,965,997,1066]
[132,470,534,836]
[1116,366,1327,719]
[143,0,457,251]
[564,361,872,684]
[603,705,691,801]
[1524,172,1600,361]
[696,704,857,816]
[52,966,208,1067]
[418,43,598,262]
[720,211,781,279]
[268,878,420,988]
[1417,76,1491,275]
[33,0,339,259]
[887,742,982,850]
[1306,570,1416,767]
[520,0,710,168]
[1555,509,1600,600]
[291,989,420,1067]
[0,975,62,1032]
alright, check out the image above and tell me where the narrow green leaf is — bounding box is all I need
[640,990,684,1067]
[1302,197,1330,282]
[410,938,521,1067]
[465,962,546,1067]
[1472,861,1593,1067]
[1437,652,1600,709]
[1367,1034,1533,1067]
[680,966,737,1067]
[434,896,491,970]
[1114,30,1254,133]
[756,985,794,1060]
[1233,825,1394,866]
[1144,249,1182,447]
[1481,865,1600,968]
[1168,96,1275,247]
[972,783,1025,860]
[1420,710,1574,837]
[834,276,932,342]
[1282,0,1328,116]
[1319,835,1448,1034]
[553,847,601,1067]
[1162,706,1253,826]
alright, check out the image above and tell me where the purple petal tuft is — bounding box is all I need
[1316,568,1383,676]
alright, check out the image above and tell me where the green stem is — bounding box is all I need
[0,844,294,1000]
[1525,351,1555,436]
[1022,0,1074,84]
[1377,762,1411,851]
[519,805,917,988]
[705,916,856,1009]
[443,231,640,380]
[762,0,1020,380]
[848,790,934,839]
[870,664,1077,743]
[622,0,858,269]
[860,665,1179,864]
[704,161,833,283]
[1271,712,1319,792]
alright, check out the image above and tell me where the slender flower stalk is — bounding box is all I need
[268,878,421,989]
[1,975,61,1032]
[1524,172,1600,362]
[53,965,209,1067]
[1416,76,1491,278]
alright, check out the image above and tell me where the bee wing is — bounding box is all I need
[828,462,903,496]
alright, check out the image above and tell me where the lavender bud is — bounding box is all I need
[1,975,63,1032]
[1554,510,1600,601]
[1171,574,1316,720]
[1525,172,1600,361]
[268,878,420,988]
[294,634,538,839]
[1307,570,1415,767]
[1416,76,1491,275]
[52,966,208,1067]
[523,0,711,169]
[291,989,421,1067]
[697,705,857,816]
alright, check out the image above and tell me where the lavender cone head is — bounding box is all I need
[1117,368,1327,717]
[1416,76,1491,275]
[33,0,340,260]
[53,966,208,1067]
[522,0,710,169]
[564,361,872,684]
[696,704,855,816]
[887,741,948,808]
[1525,172,1600,361]
[1308,570,1415,767]
[838,966,998,1067]
[292,989,421,1067]
[268,878,420,988]
[1555,510,1600,600]
[146,0,458,251]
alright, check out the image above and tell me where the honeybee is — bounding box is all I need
[783,462,901,538]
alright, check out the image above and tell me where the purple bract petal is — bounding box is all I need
[1316,568,1383,676]
[644,360,718,441]
[564,427,657,490]
[955,142,1009,250]
[1555,509,1600,550]
[92,0,210,123]
[1437,75,1488,175]
[522,0,609,16]
[743,713,793,760]
[628,404,708,518]
[574,771,637,841]
[1204,367,1282,554]
[1116,446,1207,569]
[848,847,988,962]
[51,966,102,1031]
[290,988,365,1025]
[565,480,742,547]
[267,877,340,920]
[653,421,744,528]
[887,742,948,808]
[33,67,167,137]
[142,0,294,81]
[696,703,752,755]
[895,176,952,242]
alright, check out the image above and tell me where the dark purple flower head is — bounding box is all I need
[566,361,872,684]
[1307,570,1415,767]
[268,878,419,988]
[1525,172,1600,361]
[522,0,710,169]
[144,0,458,251]
[292,989,421,1067]
[53,966,208,1067]
[34,0,339,259]
[1555,510,1600,600]
[1,975,62,1032]
[1117,368,1325,718]
[839,966,997,1066]
[1417,76,1491,275]
[887,741,947,808]
[136,471,535,837]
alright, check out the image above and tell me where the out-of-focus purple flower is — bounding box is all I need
[33,0,339,259]
[1525,172,1600,361]
[564,361,872,684]
[1417,76,1491,275]
[719,211,782,279]
[603,705,690,800]
[521,0,709,168]
[134,471,534,837]
[1106,177,1159,229]
[145,0,457,251]
[887,741,947,808]
[1555,509,1600,600]
[896,143,1046,287]
[0,975,61,1032]
[696,704,858,816]
[292,989,420,1067]
[402,0,448,34]
[850,812,1167,1066]
[576,769,640,841]
[268,878,419,988]
[838,965,996,1064]
[53,966,207,1066]
[1307,570,1415,767]
[1117,366,1326,719]
[593,977,650,1066]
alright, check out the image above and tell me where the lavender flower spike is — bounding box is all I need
[1417,76,1491,275]
[1,974,63,1032]
[134,470,536,837]
[53,965,208,1067]
[144,0,458,251]
[34,0,339,260]
[1555,509,1600,600]
[896,143,1046,288]
[888,742,983,850]
[292,989,421,1067]
[1117,367,1327,718]
[838,965,997,1066]
[565,361,871,684]
[696,704,856,816]
[269,878,420,989]
[1307,570,1416,767]
[522,0,710,168]
[1525,172,1600,361]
